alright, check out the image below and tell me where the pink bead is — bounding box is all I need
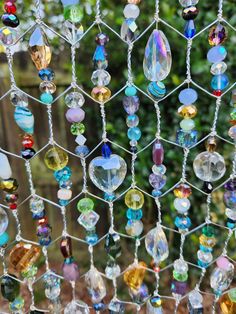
[216,256,231,270]
[62,262,79,281]
[65,108,85,123]
[152,141,164,165]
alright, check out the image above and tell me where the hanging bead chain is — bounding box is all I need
[179,0,199,39]
[120,0,141,43]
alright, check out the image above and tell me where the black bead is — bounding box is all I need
[2,13,20,28]
[130,146,137,153]
[203,181,213,194]
[21,148,36,159]
[182,6,199,20]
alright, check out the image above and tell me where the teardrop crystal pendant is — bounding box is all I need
[28,27,52,70]
[143,29,172,82]
[145,224,169,264]
[85,266,106,304]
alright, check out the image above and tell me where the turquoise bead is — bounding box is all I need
[40,93,53,104]
[0,232,9,246]
[211,74,229,90]
[126,208,143,220]
[125,86,137,96]
[127,127,141,141]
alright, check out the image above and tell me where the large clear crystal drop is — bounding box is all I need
[85,266,106,303]
[143,29,172,81]
[64,300,89,314]
[145,225,169,264]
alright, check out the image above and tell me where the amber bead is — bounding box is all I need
[220,293,236,314]
[0,178,18,193]
[205,136,217,152]
[91,87,111,102]
[178,105,197,119]
[123,261,146,290]
[173,184,192,198]
[199,234,216,248]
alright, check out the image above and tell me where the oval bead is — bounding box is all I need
[65,108,85,123]
[0,207,8,236]
[207,46,227,63]
[179,88,198,105]
[14,106,34,134]
[152,141,164,165]
[0,153,12,179]
[1,275,20,302]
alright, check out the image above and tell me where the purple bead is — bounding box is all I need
[123,96,139,114]
[149,173,166,190]
[37,225,50,236]
[224,191,236,210]
[224,179,236,191]
[171,280,188,296]
[95,33,109,46]
[62,262,79,281]
[207,46,227,63]
[152,141,164,165]
[65,108,85,123]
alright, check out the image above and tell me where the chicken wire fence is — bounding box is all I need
[0,0,236,313]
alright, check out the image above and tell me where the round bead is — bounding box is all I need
[44,147,69,171]
[9,296,24,311]
[175,215,191,230]
[126,208,143,220]
[0,232,9,246]
[70,122,85,135]
[38,68,55,81]
[65,108,85,123]
[126,114,139,127]
[180,118,195,131]
[77,197,94,213]
[21,134,34,148]
[207,46,227,63]
[149,173,166,190]
[39,81,56,94]
[197,250,213,264]
[178,105,197,118]
[123,4,140,19]
[10,90,28,107]
[228,126,236,140]
[54,166,72,182]
[174,259,188,273]
[63,4,83,23]
[179,0,199,7]
[125,86,137,96]
[173,270,188,282]
[95,33,109,45]
[91,70,111,86]
[182,6,199,20]
[21,148,36,159]
[75,145,89,157]
[2,13,19,28]
[125,220,143,237]
[65,92,85,108]
[127,127,141,141]
[152,164,166,175]
[174,184,192,198]
[211,74,229,91]
[40,93,53,104]
[147,81,166,99]
[173,198,191,214]
[210,62,227,75]
[91,87,111,102]
[57,189,72,200]
[4,2,17,14]
[125,189,144,210]
[178,88,198,105]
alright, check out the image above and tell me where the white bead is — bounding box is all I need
[0,153,12,179]
[174,258,188,273]
[180,118,195,131]
[173,198,190,214]
[75,134,87,145]
[57,188,72,200]
[123,4,140,19]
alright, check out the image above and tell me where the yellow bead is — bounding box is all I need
[173,184,192,198]
[123,261,147,290]
[125,189,144,210]
[178,105,197,119]
[91,87,111,102]
[220,293,236,314]
[9,242,41,274]
[44,147,69,171]
[199,234,216,248]
[0,178,18,193]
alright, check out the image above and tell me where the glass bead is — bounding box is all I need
[29,27,51,71]
[129,283,149,304]
[193,151,226,182]
[70,122,85,135]
[123,96,140,114]
[75,145,89,157]
[182,6,199,20]
[91,69,111,86]
[0,178,18,193]
[184,20,196,39]
[210,261,234,293]
[66,108,85,123]
[126,220,143,236]
[62,20,84,44]
[209,23,228,46]
[152,164,166,175]
[123,4,140,19]
[4,2,17,14]
[177,129,198,148]
[127,127,141,141]
[152,189,162,197]
[10,90,28,107]
[2,13,19,28]
[54,166,72,182]
[91,86,111,102]
[0,232,9,246]
[45,285,61,300]
[21,134,34,148]
[93,302,106,311]
[62,261,79,281]
[220,293,236,314]
[125,189,144,209]
[93,45,107,62]
[0,152,12,179]
[63,4,84,23]
[173,270,188,282]
[0,208,8,237]
[230,109,236,121]
[202,225,215,237]
[105,232,121,259]
[152,141,164,165]
[178,105,197,118]
[126,208,143,220]
[197,250,213,264]
[149,173,166,190]
[85,267,106,303]
[105,262,121,279]
[61,0,80,6]
[205,136,217,152]
[94,59,108,70]
[199,234,216,248]
[174,184,192,198]
[224,191,236,210]
[171,280,188,296]
[225,178,236,191]
[179,88,198,105]
[1,275,20,302]
[64,300,88,314]
[40,92,53,104]
[231,89,236,107]
[207,46,227,63]
[77,197,94,213]
[14,106,34,134]
[30,196,45,214]
[175,216,191,230]
[75,134,87,145]
[123,261,146,290]
[125,86,137,96]
[228,288,236,302]
[126,114,139,127]
[44,147,69,171]
[143,30,172,82]
[65,92,85,108]
[147,81,166,99]
[57,188,72,200]
[211,62,227,75]
[102,143,112,158]
[179,0,199,7]
[180,118,195,131]
[38,68,55,81]
[95,33,109,46]
[0,26,17,45]
[39,81,56,94]
[21,147,36,159]
[78,210,100,230]
[9,296,24,311]
[228,126,236,140]
[174,197,190,214]
[211,74,229,91]
[189,290,203,308]
[174,259,188,273]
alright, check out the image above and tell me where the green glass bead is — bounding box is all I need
[1,275,20,302]
[230,109,236,120]
[125,86,137,96]
[202,225,215,237]
[173,270,188,282]
[77,197,94,213]
[9,296,24,311]
[70,122,85,135]
[21,265,38,279]
[40,92,53,104]
[228,288,236,302]
[64,5,84,23]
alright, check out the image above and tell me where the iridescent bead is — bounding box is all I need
[91,86,111,102]
[211,74,229,91]
[182,6,199,20]
[95,33,109,45]
[175,216,191,230]
[224,191,236,209]
[21,147,36,159]
[126,208,143,220]
[184,20,196,39]
[77,197,94,213]
[147,81,166,99]
[124,261,146,291]
[179,0,199,7]
[0,232,9,246]
[75,145,89,157]
[179,88,198,105]
[152,164,166,175]
[4,2,17,14]
[126,220,143,236]
[174,259,188,273]
[174,184,192,198]
[39,81,56,94]
[0,26,16,46]
[178,105,197,118]
[197,250,213,264]
[85,230,98,245]
[199,234,216,248]
[123,96,139,114]
[171,279,188,296]
[180,118,195,131]
[57,188,72,200]
[176,129,198,147]
[211,62,227,75]
[125,189,144,209]
[38,68,55,81]
[62,261,79,281]
[208,23,228,46]
[65,92,85,108]
[40,92,53,104]
[173,198,191,214]
[125,86,137,96]
[66,108,85,123]
[0,178,18,193]
[127,127,141,141]
[91,70,111,86]
[224,179,236,191]
[70,122,85,135]
[9,296,24,311]
[126,114,139,127]
[2,13,19,28]
[1,275,20,302]
[173,270,188,281]
[94,59,108,70]
[10,90,28,107]
[54,166,72,182]
[123,4,140,18]
[44,147,69,171]
[228,126,236,140]
[149,173,166,190]
[207,46,227,63]
[78,210,99,230]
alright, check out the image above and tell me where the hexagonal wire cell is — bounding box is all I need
[0,0,236,313]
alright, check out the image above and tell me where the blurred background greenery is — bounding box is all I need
[0,0,236,312]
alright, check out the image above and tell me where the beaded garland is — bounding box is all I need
[0,0,235,313]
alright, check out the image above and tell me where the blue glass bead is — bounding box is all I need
[94,302,106,311]
[211,74,229,90]
[39,236,51,246]
[102,143,112,158]
[152,189,162,197]
[75,145,89,157]
[64,256,74,264]
[199,245,213,253]
[175,216,191,230]
[197,260,209,268]
[125,86,137,96]
[9,297,24,311]
[59,199,69,206]
[0,232,9,246]
[127,127,141,141]
[40,93,53,104]
[207,46,227,63]
[38,68,55,81]
[59,180,72,189]
[54,166,72,182]
[61,0,79,6]
[176,129,198,148]
[227,221,235,229]
[147,81,166,99]
[85,232,98,245]
[32,210,46,220]
[104,192,115,201]
[178,88,198,105]
[126,208,143,220]
[126,114,139,127]
[184,20,196,38]
[93,45,107,61]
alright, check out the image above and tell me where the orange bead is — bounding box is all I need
[123,261,146,290]
[173,184,192,198]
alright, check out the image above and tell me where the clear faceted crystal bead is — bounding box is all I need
[225,208,236,220]
[193,151,226,182]
[77,210,100,230]
[0,207,8,236]
[173,198,191,214]
[197,250,213,264]
[30,196,45,214]
[62,20,84,45]
[65,92,85,108]
[121,18,138,42]
[174,259,188,274]
[210,263,234,293]
[179,0,199,7]
[85,266,106,303]
[0,27,17,45]
[64,300,89,314]
[210,62,227,75]
[91,70,111,86]
[10,90,28,107]
[105,263,121,279]
[188,290,203,308]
